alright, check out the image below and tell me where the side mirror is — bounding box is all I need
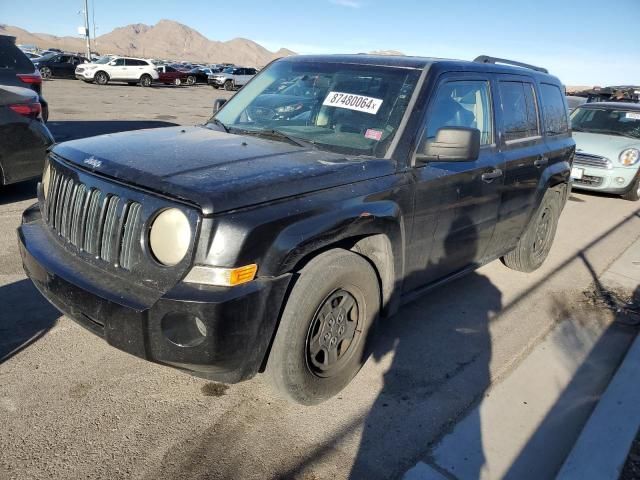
[213,98,227,113]
[416,127,481,164]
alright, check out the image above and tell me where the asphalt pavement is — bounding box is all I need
[0,79,639,480]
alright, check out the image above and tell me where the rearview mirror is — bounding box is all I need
[416,127,481,164]
[213,98,227,113]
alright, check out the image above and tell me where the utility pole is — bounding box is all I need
[83,0,91,58]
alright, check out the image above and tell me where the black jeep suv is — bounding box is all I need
[18,54,574,404]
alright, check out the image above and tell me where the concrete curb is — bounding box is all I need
[556,331,640,479]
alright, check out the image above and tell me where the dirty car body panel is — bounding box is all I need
[18,54,573,386]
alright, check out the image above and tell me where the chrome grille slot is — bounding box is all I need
[574,153,612,169]
[43,166,143,270]
[120,202,142,270]
[100,196,121,263]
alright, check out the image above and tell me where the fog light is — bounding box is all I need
[161,312,207,347]
[615,177,626,185]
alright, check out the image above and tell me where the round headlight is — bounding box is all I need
[42,161,51,199]
[619,148,640,166]
[149,208,191,266]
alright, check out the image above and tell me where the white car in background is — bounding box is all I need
[209,67,257,90]
[75,56,159,87]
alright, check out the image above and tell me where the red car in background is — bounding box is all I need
[155,65,190,86]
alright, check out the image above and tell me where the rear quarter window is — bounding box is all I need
[539,83,569,135]
[0,42,34,72]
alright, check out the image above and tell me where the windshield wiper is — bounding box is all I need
[208,117,229,133]
[232,128,317,149]
[268,129,318,149]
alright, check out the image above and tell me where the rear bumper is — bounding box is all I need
[0,117,53,185]
[18,205,292,383]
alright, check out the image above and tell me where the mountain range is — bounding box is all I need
[0,20,296,67]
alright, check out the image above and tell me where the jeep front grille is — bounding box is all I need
[44,166,143,270]
[574,153,612,169]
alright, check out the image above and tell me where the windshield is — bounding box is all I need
[93,56,113,64]
[211,60,421,157]
[36,53,56,62]
[571,107,640,139]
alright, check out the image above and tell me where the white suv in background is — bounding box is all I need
[75,56,159,87]
[209,67,258,90]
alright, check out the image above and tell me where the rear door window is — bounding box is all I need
[499,81,539,141]
[426,79,494,145]
[539,83,569,135]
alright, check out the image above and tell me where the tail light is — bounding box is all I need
[16,71,43,85]
[9,102,42,119]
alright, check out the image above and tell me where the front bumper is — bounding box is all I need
[18,205,292,383]
[572,164,639,194]
[75,70,95,81]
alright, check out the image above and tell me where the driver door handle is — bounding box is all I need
[481,168,503,182]
[534,156,549,168]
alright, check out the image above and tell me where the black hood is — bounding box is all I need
[52,126,394,215]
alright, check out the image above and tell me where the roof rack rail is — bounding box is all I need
[473,55,548,74]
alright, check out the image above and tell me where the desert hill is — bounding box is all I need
[0,20,296,67]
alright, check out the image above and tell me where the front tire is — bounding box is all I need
[502,188,562,272]
[186,76,196,86]
[622,173,640,201]
[39,67,52,80]
[140,74,152,87]
[265,249,380,405]
[94,71,108,85]
[224,80,234,91]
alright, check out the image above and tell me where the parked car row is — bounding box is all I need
[0,35,54,186]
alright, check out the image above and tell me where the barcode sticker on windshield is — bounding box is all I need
[323,92,383,115]
[625,112,640,120]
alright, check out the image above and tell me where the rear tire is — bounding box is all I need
[224,80,234,91]
[174,78,182,86]
[265,249,380,405]
[39,67,52,80]
[622,173,640,201]
[94,71,108,85]
[502,188,562,273]
[140,74,152,87]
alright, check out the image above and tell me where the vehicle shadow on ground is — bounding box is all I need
[349,270,500,479]
[47,120,179,142]
[349,217,497,479]
[0,279,60,363]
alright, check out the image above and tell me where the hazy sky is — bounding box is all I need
[2,0,638,85]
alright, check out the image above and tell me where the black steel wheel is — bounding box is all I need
[265,248,380,405]
[306,289,362,378]
[502,188,561,272]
